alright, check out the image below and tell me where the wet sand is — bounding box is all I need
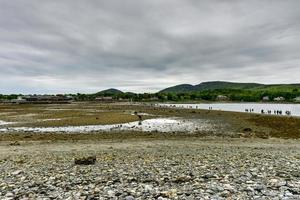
[1,102,299,140]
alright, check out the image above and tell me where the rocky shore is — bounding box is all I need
[0,138,299,199]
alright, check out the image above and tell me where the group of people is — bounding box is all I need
[260,109,292,116]
[245,108,292,116]
[157,104,294,116]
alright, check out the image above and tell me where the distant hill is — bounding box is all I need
[194,81,263,90]
[159,81,300,93]
[159,84,196,93]
[95,88,123,95]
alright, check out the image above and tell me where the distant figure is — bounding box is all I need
[245,109,248,112]
[138,115,142,125]
[133,111,143,125]
[138,115,142,121]
[261,109,264,114]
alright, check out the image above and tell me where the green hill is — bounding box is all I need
[195,81,263,90]
[95,88,123,95]
[159,84,196,93]
[160,81,300,93]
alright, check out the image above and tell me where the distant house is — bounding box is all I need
[294,97,300,102]
[95,96,114,103]
[10,96,26,104]
[11,95,73,104]
[262,96,270,101]
[273,96,285,101]
[118,98,130,102]
[149,97,159,101]
[216,95,229,101]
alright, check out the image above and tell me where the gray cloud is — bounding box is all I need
[0,0,300,94]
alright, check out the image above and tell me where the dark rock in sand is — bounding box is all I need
[243,128,252,132]
[9,141,21,146]
[74,156,96,165]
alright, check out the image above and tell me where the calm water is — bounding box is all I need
[0,118,214,133]
[158,103,300,117]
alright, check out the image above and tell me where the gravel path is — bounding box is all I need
[0,138,299,200]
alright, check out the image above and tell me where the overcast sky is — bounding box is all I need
[1,0,300,94]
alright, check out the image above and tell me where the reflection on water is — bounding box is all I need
[158,103,300,117]
[0,118,216,133]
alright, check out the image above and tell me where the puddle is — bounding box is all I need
[0,118,215,133]
[0,112,17,116]
[15,113,38,117]
[45,108,105,112]
[130,112,155,116]
[0,120,16,126]
[39,118,62,122]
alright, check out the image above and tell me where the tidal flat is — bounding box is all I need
[0,102,299,199]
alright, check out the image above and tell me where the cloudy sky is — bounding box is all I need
[1,0,300,94]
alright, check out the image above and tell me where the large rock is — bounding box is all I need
[74,156,96,165]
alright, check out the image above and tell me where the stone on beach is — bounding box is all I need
[74,156,96,165]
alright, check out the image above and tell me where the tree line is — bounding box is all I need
[1,88,299,102]
[71,88,300,102]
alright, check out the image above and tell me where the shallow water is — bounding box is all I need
[39,118,62,122]
[158,103,300,117]
[0,118,214,133]
[0,120,15,126]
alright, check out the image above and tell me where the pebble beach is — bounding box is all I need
[0,138,299,200]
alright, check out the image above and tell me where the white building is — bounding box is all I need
[10,96,26,104]
[262,96,270,101]
[216,95,229,101]
[274,96,285,101]
[294,97,300,102]
[95,96,114,102]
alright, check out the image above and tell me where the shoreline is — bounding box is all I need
[0,103,299,140]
